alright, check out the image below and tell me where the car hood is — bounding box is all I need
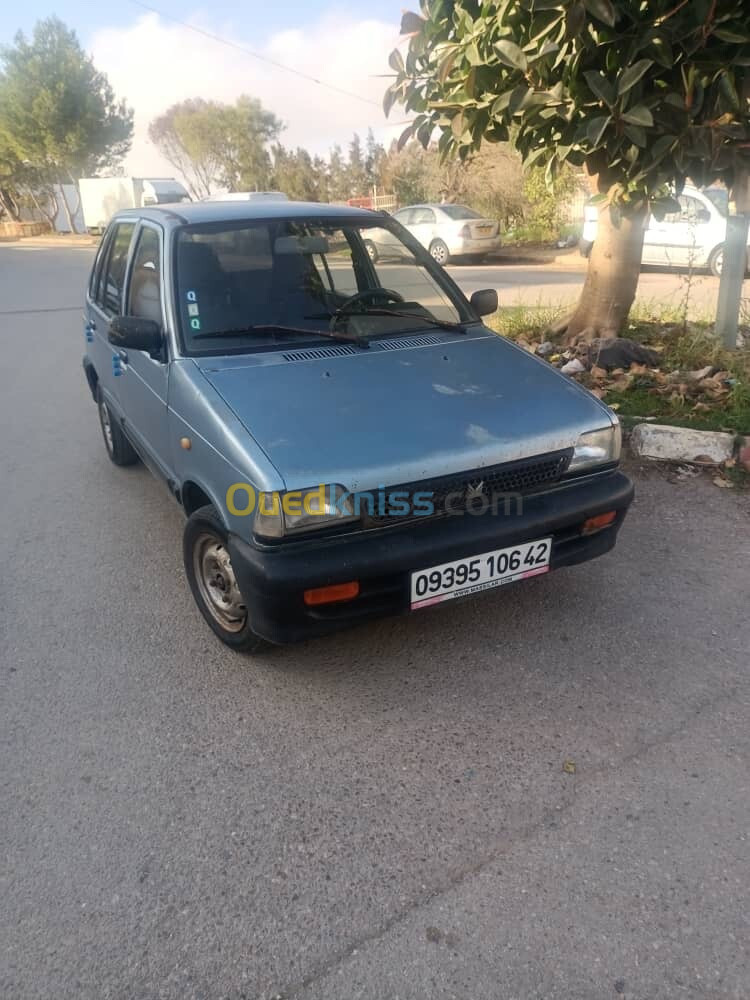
[195,331,614,492]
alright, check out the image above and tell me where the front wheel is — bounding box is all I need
[429,239,450,266]
[708,245,724,277]
[183,504,268,652]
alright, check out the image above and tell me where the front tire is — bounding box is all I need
[429,239,450,266]
[97,387,138,466]
[183,504,268,652]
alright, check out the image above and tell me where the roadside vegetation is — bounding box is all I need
[488,302,750,436]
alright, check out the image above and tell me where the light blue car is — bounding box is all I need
[83,200,633,651]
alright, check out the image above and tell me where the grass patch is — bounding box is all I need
[486,303,564,341]
[610,387,750,434]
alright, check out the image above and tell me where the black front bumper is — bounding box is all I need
[228,470,634,644]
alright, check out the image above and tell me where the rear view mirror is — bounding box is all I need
[274,235,330,255]
[109,316,163,353]
[470,288,498,317]
[696,209,711,224]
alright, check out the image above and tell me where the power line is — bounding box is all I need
[129,0,381,108]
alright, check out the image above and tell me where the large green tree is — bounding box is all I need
[148,96,282,198]
[0,17,133,232]
[385,0,750,340]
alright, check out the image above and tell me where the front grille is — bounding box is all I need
[364,449,573,525]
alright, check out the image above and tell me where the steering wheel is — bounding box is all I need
[337,288,405,314]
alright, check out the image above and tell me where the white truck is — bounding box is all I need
[79,177,190,233]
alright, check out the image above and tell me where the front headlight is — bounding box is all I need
[568,422,621,473]
[254,484,358,539]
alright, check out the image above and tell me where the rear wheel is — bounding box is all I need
[429,239,450,266]
[97,387,138,466]
[183,504,268,652]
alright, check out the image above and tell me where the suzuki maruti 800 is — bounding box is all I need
[83,201,632,651]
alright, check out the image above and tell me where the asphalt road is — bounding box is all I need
[1,245,749,1000]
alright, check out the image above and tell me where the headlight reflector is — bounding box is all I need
[568,423,621,473]
[254,484,358,538]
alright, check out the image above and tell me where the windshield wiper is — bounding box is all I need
[192,323,369,346]
[323,307,467,334]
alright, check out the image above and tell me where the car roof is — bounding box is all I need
[112,200,384,226]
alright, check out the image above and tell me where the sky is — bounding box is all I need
[0,1,410,178]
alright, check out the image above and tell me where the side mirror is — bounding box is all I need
[695,209,711,224]
[470,288,498,317]
[109,316,163,354]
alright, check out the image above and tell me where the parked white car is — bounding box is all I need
[580,185,748,276]
[366,203,501,265]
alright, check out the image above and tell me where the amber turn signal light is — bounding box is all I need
[581,510,617,535]
[304,581,360,606]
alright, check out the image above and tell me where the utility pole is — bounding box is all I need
[715,166,750,350]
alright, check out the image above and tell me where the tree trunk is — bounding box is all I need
[0,188,22,221]
[58,184,78,234]
[553,197,647,345]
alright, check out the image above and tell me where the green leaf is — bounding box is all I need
[586,115,611,148]
[466,41,482,66]
[490,92,512,116]
[437,46,459,85]
[493,39,528,72]
[383,84,399,117]
[650,134,676,164]
[623,124,646,147]
[396,123,415,151]
[617,59,653,97]
[565,3,586,39]
[388,48,405,74]
[713,28,750,44]
[584,70,614,107]
[400,11,425,35]
[451,112,467,139]
[583,0,616,27]
[622,105,653,127]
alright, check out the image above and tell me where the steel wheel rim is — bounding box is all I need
[714,250,723,275]
[365,241,376,261]
[99,398,114,454]
[431,243,447,264]
[193,532,247,632]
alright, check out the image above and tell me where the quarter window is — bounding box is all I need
[99,222,135,314]
[128,226,163,324]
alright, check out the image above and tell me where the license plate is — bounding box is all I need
[410,537,551,609]
[476,225,493,234]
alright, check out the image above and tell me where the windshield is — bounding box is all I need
[174,217,473,355]
[439,205,483,221]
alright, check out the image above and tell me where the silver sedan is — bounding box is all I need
[365,203,501,265]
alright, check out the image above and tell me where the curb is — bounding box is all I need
[629,423,738,465]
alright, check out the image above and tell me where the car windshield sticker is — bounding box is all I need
[186,290,200,330]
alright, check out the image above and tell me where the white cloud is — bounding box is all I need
[89,10,404,181]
